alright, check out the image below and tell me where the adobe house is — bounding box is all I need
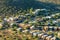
[43,26,48,32]
[38,33,44,39]
[18,23,31,29]
[50,37,56,40]
[42,35,48,40]
[46,36,52,40]
[0,23,3,29]
[57,32,60,38]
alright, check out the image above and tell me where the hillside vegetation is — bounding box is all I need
[0,0,60,16]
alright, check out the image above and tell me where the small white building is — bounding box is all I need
[51,14,55,17]
[29,21,36,23]
[4,18,7,21]
[45,16,51,19]
[32,32,38,36]
[42,35,48,40]
[49,26,53,28]
[10,23,14,26]
[25,14,30,16]
[53,20,58,24]
[57,19,60,21]
[9,17,14,21]
[51,37,56,40]
[46,36,52,40]
[16,28,22,31]
[55,13,60,15]
[22,30,29,33]
[58,27,60,30]
[38,33,44,38]
[54,27,57,31]
[30,25,35,29]
[30,31,33,34]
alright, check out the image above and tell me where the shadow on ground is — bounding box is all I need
[6,0,60,12]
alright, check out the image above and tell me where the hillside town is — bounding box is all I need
[0,8,60,40]
[0,0,60,40]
